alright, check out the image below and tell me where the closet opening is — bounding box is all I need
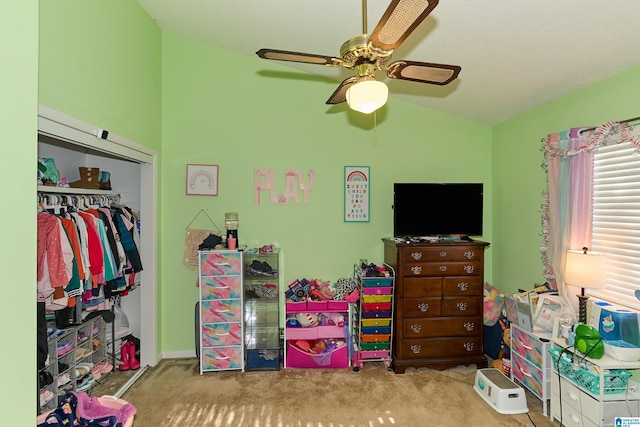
[37,105,158,402]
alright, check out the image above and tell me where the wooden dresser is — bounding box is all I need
[383,238,490,373]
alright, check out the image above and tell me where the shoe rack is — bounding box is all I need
[38,317,110,413]
[243,248,281,370]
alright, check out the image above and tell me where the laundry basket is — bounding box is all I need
[37,395,135,427]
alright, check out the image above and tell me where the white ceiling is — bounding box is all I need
[136,0,640,125]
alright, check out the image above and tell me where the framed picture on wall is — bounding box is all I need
[344,166,370,222]
[186,164,219,196]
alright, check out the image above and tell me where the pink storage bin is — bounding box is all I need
[317,325,344,339]
[363,286,393,295]
[285,301,307,313]
[307,300,327,311]
[327,301,349,311]
[37,396,135,427]
[286,327,318,340]
[286,342,349,368]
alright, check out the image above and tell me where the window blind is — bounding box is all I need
[591,141,640,309]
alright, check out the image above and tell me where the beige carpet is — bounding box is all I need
[93,358,558,427]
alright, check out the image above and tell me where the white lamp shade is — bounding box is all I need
[346,80,388,114]
[564,249,606,289]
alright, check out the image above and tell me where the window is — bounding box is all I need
[591,141,640,309]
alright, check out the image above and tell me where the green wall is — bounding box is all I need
[492,63,640,294]
[2,1,38,424]
[160,34,492,352]
[39,0,162,150]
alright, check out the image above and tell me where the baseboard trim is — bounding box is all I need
[161,350,197,359]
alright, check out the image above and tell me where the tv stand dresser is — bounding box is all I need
[383,238,490,373]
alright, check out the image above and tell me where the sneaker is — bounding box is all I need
[39,390,55,407]
[75,374,95,392]
[57,342,73,356]
[247,260,277,276]
[57,372,71,386]
[39,371,53,387]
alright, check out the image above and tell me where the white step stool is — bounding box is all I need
[473,368,529,415]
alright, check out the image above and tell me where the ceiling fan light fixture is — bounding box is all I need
[346,80,389,114]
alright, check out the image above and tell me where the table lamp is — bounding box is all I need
[564,247,605,324]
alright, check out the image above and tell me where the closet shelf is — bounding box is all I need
[37,185,118,195]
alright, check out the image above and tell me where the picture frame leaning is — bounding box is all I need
[186,164,219,196]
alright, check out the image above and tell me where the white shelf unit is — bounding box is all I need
[550,337,640,426]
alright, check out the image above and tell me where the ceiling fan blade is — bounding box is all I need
[386,60,460,85]
[369,0,439,53]
[256,49,341,66]
[326,77,358,104]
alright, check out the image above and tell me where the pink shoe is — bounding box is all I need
[126,341,140,370]
[119,342,130,371]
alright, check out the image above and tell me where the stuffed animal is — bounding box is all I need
[295,312,318,327]
[328,312,345,327]
[491,326,511,375]
[483,282,504,326]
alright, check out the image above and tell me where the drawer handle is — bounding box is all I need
[410,344,422,354]
[213,355,231,360]
[519,367,532,378]
[439,265,447,272]
[417,303,429,312]
[520,343,533,350]
[570,414,580,424]
[411,266,422,275]
[464,265,474,274]
[439,251,447,257]
[568,391,579,402]
[463,342,474,352]
[410,324,422,334]
[410,252,422,261]
[464,251,475,260]
[463,322,475,332]
[457,282,469,291]
[457,302,468,311]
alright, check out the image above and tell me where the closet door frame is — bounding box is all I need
[38,104,160,368]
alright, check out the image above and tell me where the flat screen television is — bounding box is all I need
[393,183,483,238]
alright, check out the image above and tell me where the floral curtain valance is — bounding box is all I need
[540,121,640,295]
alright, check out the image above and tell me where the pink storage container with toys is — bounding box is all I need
[286,342,349,368]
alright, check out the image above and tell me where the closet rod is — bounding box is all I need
[582,115,640,132]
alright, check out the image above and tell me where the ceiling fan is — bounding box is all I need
[256,0,461,114]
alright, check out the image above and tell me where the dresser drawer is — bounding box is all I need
[403,317,480,338]
[404,277,442,297]
[442,296,482,316]
[200,275,242,299]
[403,297,441,317]
[402,248,482,262]
[442,277,482,296]
[401,261,482,277]
[551,376,597,426]
[401,337,482,359]
[201,322,242,347]
[201,299,243,323]
[199,251,242,276]
[512,352,545,399]
[512,326,546,369]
